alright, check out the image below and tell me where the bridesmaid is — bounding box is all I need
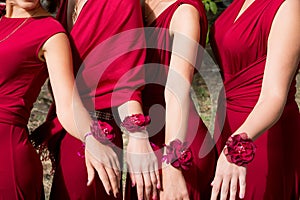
[0,0,103,199]
[126,0,217,199]
[31,0,161,199]
[210,0,300,199]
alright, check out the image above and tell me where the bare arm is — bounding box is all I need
[42,33,91,141]
[42,33,121,197]
[165,4,200,144]
[211,0,300,199]
[234,0,300,139]
[160,4,202,200]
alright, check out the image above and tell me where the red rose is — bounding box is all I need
[178,149,193,170]
[162,139,193,170]
[224,133,256,166]
[121,114,151,132]
[90,120,115,145]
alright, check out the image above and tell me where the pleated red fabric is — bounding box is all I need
[210,0,300,198]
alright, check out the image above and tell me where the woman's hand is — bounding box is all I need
[126,135,160,200]
[85,136,121,198]
[211,152,247,200]
[159,165,189,200]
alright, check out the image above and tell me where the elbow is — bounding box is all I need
[258,92,287,116]
[56,107,66,127]
[164,87,191,106]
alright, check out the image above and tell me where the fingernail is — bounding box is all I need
[152,197,158,200]
[156,183,160,189]
[132,183,135,187]
[239,194,244,199]
[87,179,91,186]
[114,192,119,198]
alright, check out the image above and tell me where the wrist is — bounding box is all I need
[223,132,256,166]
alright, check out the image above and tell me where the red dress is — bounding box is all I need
[30,0,146,199]
[126,0,217,199]
[0,16,65,199]
[210,0,300,199]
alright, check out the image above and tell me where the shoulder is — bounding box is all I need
[32,16,66,34]
[272,0,300,24]
[170,4,201,38]
[279,0,300,13]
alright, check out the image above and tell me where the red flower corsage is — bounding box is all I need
[162,139,193,170]
[83,120,115,145]
[78,120,115,158]
[88,120,115,145]
[223,133,256,166]
[120,114,151,132]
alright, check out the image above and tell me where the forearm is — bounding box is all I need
[233,94,286,140]
[56,90,92,142]
[164,88,191,143]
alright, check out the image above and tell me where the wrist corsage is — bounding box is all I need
[120,114,151,133]
[223,132,256,166]
[162,139,193,170]
[78,120,115,158]
[86,120,115,144]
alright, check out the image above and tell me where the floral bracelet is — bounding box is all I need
[223,132,256,166]
[78,120,115,158]
[162,139,193,170]
[120,114,151,133]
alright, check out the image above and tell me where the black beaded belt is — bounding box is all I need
[89,110,114,121]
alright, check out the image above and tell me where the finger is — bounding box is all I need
[143,172,152,200]
[239,174,246,199]
[220,177,230,200]
[229,176,238,200]
[154,162,161,189]
[94,164,112,196]
[135,173,144,200]
[183,194,190,200]
[105,167,119,198]
[150,170,158,200]
[127,163,136,187]
[210,177,222,200]
[110,156,121,189]
[85,155,95,186]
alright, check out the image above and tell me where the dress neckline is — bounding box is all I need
[68,0,89,32]
[233,0,257,24]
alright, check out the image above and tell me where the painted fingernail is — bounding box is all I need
[156,183,161,189]
[132,183,135,187]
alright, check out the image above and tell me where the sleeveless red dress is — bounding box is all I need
[0,15,65,199]
[29,0,146,199]
[210,0,300,199]
[126,0,217,199]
